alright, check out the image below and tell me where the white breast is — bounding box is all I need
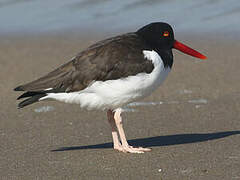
[41,50,171,110]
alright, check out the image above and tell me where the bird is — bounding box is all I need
[14,22,207,153]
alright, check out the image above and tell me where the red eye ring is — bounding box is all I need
[163,31,169,37]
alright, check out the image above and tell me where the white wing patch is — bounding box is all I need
[40,50,171,110]
[143,50,161,66]
[44,88,53,91]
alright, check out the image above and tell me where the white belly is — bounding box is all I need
[41,50,170,110]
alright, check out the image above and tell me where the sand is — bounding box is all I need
[0,34,240,180]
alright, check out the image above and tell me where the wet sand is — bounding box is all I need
[0,34,240,179]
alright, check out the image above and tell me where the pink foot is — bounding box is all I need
[114,145,151,153]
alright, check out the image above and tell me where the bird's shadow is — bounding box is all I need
[52,131,240,152]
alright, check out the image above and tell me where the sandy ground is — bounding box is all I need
[0,34,240,180]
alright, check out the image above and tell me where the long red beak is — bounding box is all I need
[173,40,207,60]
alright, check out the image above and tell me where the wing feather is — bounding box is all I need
[14,33,154,93]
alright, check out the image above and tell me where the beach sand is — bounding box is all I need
[0,34,240,179]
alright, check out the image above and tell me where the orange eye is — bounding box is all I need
[163,31,169,37]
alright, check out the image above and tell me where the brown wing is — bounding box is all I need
[14,33,154,93]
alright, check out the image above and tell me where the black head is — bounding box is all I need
[136,22,175,50]
[136,22,207,61]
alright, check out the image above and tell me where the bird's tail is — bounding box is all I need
[14,87,47,108]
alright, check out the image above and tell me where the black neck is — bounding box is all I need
[136,33,174,69]
[156,49,173,68]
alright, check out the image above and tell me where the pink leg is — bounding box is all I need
[107,110,122,150]
[113,108,151,153]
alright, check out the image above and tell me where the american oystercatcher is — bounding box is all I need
[14,22,206,153]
